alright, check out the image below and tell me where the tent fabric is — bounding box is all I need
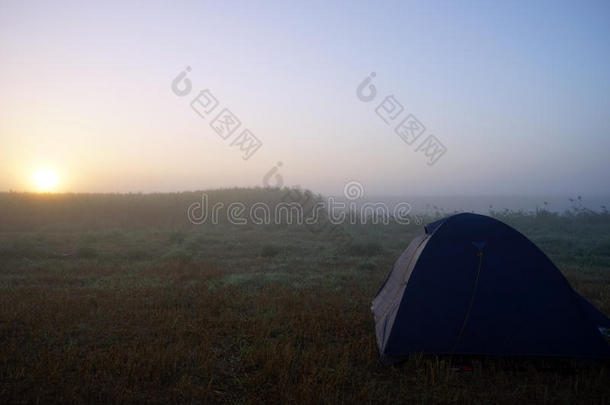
[372,213,610,364]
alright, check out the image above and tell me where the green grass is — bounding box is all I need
[1,191,609,404]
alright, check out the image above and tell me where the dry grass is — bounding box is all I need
[1,191,610,404]
[1,259,609,404]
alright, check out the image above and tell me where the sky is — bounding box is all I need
[1,0,609,196]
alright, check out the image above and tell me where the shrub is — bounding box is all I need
[168,230,187,245]
[342,241,384,257]
[260,244,281,258]
[162,245,192,262]
[123,247,151,261]
[75,246,98,259]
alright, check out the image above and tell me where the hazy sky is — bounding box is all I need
[1,0,609,196]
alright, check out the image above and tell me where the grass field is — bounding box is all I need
[1,191,609,404]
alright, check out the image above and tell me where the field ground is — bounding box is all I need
[1,191,609,404]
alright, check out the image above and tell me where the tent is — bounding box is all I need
[372,213,610,363]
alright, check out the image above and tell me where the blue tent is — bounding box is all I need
[372,213,610,363]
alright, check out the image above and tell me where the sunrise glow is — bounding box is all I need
[33,168,59,192]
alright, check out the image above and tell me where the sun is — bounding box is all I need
[33,168,59,191]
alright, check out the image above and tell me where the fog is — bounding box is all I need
[1,1,609,197]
